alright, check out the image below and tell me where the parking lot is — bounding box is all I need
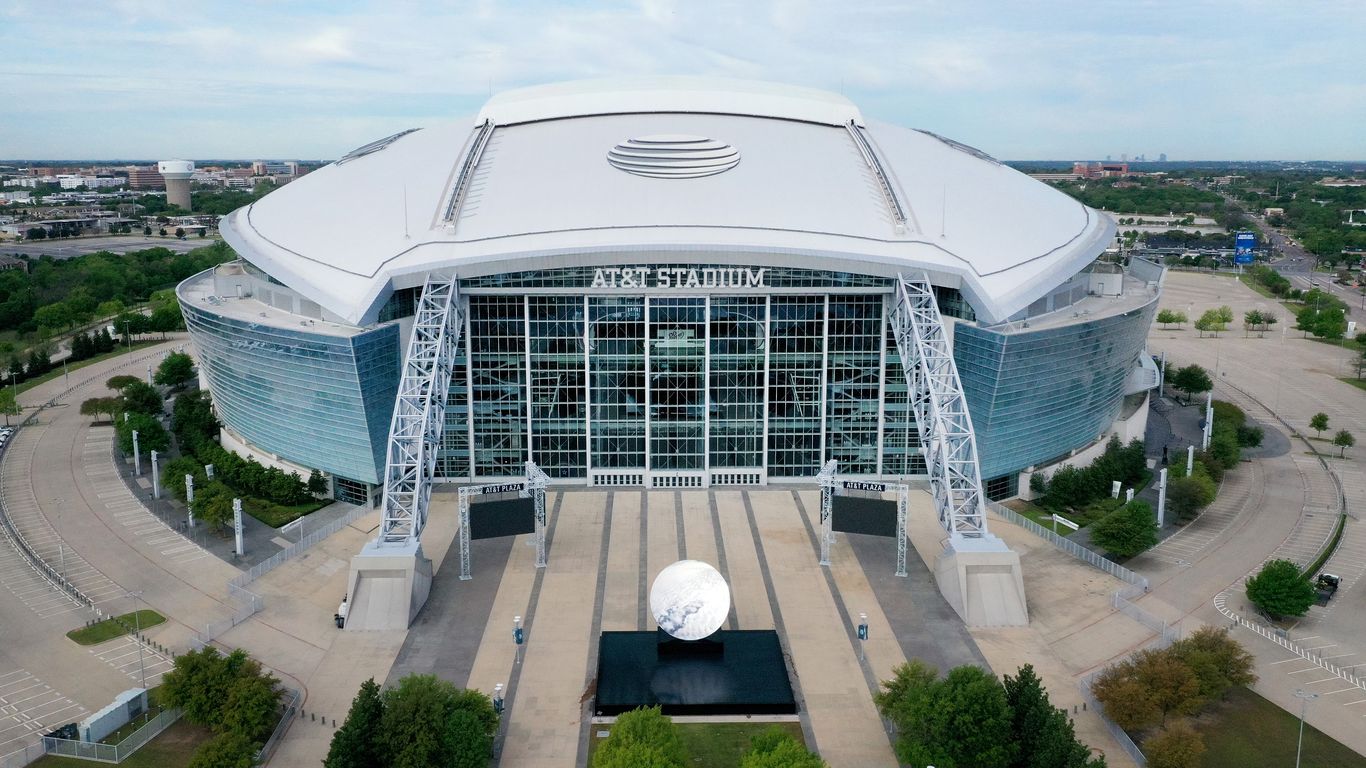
[0,236,213,260]
[0,669,85,759]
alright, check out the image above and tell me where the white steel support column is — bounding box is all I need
[379,275,462,545]
[896,483,908,577]
[761,296,771,483]
[817,459,837,566]
[527,461,549,567]
[583,296,592,481]
[889,273,1027,626]
[346,274,461,631]
[464,306,477,482]
[889,274,988,539]
[819,296,829,465]
[703,295,711,484]
[875,294,889,475]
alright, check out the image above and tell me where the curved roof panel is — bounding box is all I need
[220,77,1112,326]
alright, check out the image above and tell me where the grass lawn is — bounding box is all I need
[1339,377,1366,392]
[66,610,165,645]
[29,719,211,768]
[587,720,806,767]
[14,339,165,396]
[242,497,326,528]
[1003,498,1058,529]
[1190,686,1366,768]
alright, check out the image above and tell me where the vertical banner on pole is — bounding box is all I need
[817,460,837,567]
[205,463,214,479]
[1157,468,1168,528]
[132,430,142,475]
[233,498,244,555]
[1187,445,1195,475]
[151,451,160,499]
[185,475,196,528]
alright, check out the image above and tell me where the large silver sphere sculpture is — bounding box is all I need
[650,560,731,640]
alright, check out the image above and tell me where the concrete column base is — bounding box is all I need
[343,539,433,631]
[934,534,1029,627]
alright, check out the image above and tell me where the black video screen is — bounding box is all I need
[831,495,897,537]
[469,497,536,540]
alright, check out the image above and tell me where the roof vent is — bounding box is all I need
[607,135,739,179]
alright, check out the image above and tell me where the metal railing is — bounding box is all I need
[256,688,301,765]
[34,708,181,764]
[1079,672,1149,767]
[987,501,1149,589]
[231,504,371,589]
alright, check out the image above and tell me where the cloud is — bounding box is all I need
[0,0,1363,159]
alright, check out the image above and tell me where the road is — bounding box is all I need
[1,236,216,259]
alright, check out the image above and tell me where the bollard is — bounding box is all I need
[332,719,336,727]
[1082,702,1087,711]
[311,712,315,722]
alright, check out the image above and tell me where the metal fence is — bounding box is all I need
[256,688,302,765]
[231,504,371,589]
[1079,672,1149,767]
[987,501,1149,590]
[0,708,185,767]
[191,504,370,649]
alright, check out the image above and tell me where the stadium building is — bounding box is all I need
[180,78,1161,511]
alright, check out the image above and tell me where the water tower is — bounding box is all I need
[158,160,194,210]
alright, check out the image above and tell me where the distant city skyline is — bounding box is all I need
[2,0,1364,161]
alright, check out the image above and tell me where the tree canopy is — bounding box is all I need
[154,351,196,388]
[593,706,687,768]
[875,661,1015,768]
[1089,500,1158,557]
[1245,558,1316,618]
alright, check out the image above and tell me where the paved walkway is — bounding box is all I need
[1145,271,1366,755]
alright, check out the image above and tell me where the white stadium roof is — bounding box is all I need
[221,77,1113,326]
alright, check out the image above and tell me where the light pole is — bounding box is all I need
[129,591,147,690]
[54,497,65,581]
[1295,688,1318,768]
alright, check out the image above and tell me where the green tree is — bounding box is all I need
[33,302,74,332]
[186,731,257,768]
[1089,500,1158,557]
[1155,309,1187,329]
[740,728,826,768]
[80,396,121,422]
[593,706,686,768]
[120,380,163,414]
[444,709,493,768]
[154,351,196,388]
[1334,429,1355,457]
[1168,627,1256,702]
[0,389,18,426]
[381,674,499,768]
[592,743,684,768]
[1168,364,1212,405]
[325,678,385,768]
[1143,722,1205,768]
[116,411,169,454]
[164,456,206,503]
[221,669,282,744]
[1167,468,1217,522]
[1310,412,1330,437]
[158,647,249,728]
[1245,558,1316,618]
[1192,308,1227,338]
[876,661,1014,768]
[308,470,329,497]
[1092,648,1201,730]
[1003,664,1104,768]
[193,481,237,529]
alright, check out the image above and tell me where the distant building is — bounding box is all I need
[251,161,298,177]
[1071,162,1131,179]
[126,166,165,190]
[55,175,123,190]
[0,254,26,272]
[1264,207,1285,217]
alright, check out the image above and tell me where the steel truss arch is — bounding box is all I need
[379,275,462,545]
[890,274,990,540]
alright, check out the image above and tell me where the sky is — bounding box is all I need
[2,0,1364,161]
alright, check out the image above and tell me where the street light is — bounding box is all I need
[129,591,148,690]
[54,498,65,581]
[1294,688,1318,768]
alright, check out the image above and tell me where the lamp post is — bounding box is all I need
[857,612,868,661]
[54,497,65,581]
[132,429,141,475]
[1295,688,1318,768]
[129,591,147,690]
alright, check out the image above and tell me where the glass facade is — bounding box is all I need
[955,298,1158,480]
[180,300,399,485]
[187,262,1155,493]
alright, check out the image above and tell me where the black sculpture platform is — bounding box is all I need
[595,630,796,716]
